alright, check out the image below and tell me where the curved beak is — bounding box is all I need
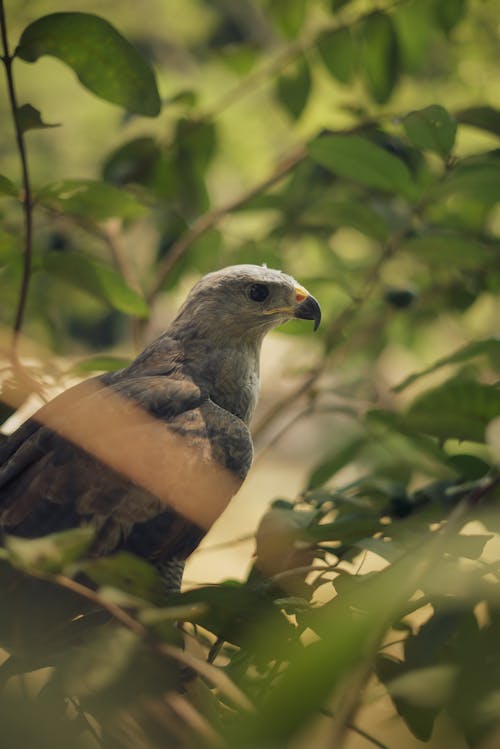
[294,288,321,331]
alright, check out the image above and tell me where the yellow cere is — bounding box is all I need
[294,285,309,303]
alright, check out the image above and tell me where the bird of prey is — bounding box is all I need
[0,265,320,591]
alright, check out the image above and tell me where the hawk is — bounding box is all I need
[0,265,320,590]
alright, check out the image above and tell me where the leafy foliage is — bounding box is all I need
[1,0,500,748]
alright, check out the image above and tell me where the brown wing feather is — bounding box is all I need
[0,371,253,568]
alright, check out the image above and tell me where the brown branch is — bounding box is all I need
[146,145,307,304]
[252,207,421,444]
[0,1,34,356]
[320,708,391,749]
[50,573,252,711]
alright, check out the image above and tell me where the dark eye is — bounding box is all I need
[247,283,270,302]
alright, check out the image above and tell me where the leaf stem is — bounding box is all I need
[0,0,34,357]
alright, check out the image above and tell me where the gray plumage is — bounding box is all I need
[0,264,320,589]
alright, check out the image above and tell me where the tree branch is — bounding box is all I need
[146,145,307,304]
[0,1,34,357]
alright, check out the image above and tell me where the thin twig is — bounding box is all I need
[146,145,307,304]
[253,203,423,444]
[324,476,500,748]
[67,696,103,747]
[101,218,142,294]
[0,1,34,356]
[49,573,252,711]
[320,708,391,749]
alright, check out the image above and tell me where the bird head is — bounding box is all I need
[172,264,321,342]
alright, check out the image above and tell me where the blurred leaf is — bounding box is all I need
[434,0,468,33]
[102,136,162,186]
[169,582,287,646]
[16,103,59,133]
[377,655,450,741]
[307,436,367,489]
[316,27,356,84]
[307,514,382,544]
[400,232,493,268]
[388,664,457,708]
[267,0,307,38]
[5,527,95,574]
[80,552,165,604]
[57,624,139,698]
[329,0,352,11]
[393,1,433,73]
[38,179,148,222]
[0,174,17,197]
[43,251,149,318]
[70,355,132,374]
[230,537,440,747]
[384,287,417,309]
[456,106,500,136]
[405,378,500,442]
[365,409,453,470]
[402,105,457,159]
[448,453,492,480]
[309,134,417,199]
[395,338,500,392]
[357,11,400,104]
[444,534,493,560]
[486,417,500,466]
[16,12,161,116]
[275,55,311,120]
[302,198,390,240]
[437,155,500,203]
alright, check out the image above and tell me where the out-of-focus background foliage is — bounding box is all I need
[1,0,500,747]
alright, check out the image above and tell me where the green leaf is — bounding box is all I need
[309,134,417,199]
[437,154,500,204]
[394,338,500,392]
[267,0,307,38]
[402,105,457,159]
[307,437,367,489]
[275,55,311,120]
[384,287,417,309]
[16,103,59,133]
[307,514,382,544]
[16,12,161,116]
[38,179,148,222]
[434,0,467,33]
[405,378,500,442]
[357,11,400,104]
[456,107,500,137]
[0,174,17,197]
[70,355,132,374]
[329,0,352,10]
[447,454,491,480]
[102,136,162,186]
[57,625,139,698]
[5,527,95,574]
[444,534,493,560]
[316,27,356,84]
[393,1,433,73]
[301,198,389,241]
[486,417,500,466]
[400,232,493,268]
[43,251,149,318]
[80,552,165,604]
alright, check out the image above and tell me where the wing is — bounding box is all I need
[0,372,253,569]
